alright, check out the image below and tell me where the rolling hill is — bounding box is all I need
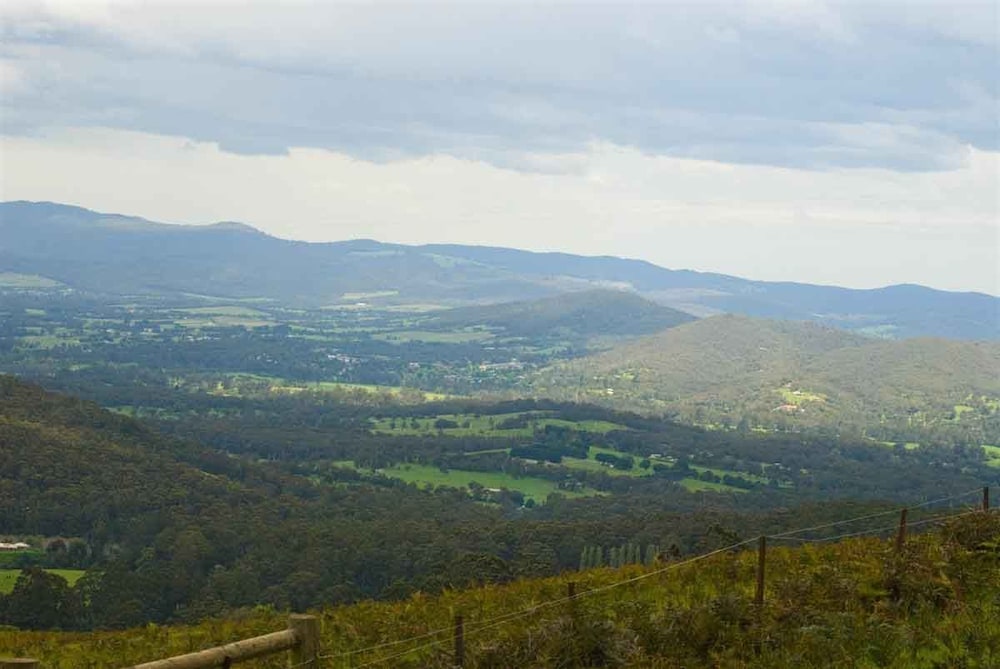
[425,289,695,338]
[2,201,997,340]
[531,315,1000,442]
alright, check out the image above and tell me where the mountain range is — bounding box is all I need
[1,201,996,340]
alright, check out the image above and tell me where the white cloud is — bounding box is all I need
[1,0,996,168]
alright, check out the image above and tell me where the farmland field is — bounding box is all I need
[331,461,599,502]
[679,478,749,493]
[369,412,626,437]
[983,445,1000,468]
[0,569,85,594]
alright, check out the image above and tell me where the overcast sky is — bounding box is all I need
[1,0,997,294]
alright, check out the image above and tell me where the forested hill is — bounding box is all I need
[532,315,1000,443]
[2,200,997,340]
[425,289,695,338]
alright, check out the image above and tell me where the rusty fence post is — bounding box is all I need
[984,486,990,512]
[755,535,766,614]
[895,508,908,552]
[453,613,465,668]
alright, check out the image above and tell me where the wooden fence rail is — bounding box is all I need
[124,614,319,669]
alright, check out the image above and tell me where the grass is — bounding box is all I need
[983,445,1000,468]
[332,461,597,503]
[370,413,626,437]
[689,464,771,485]
[0,273,61,289]
[207,375,453,402]
[0,569,85,594]
[776,387,827,405]
[340,290,400,300]
[4,515,999,667]
[679,478,749,493]
[373,329,494,344]
[952,404,976,420]
[176,306,271,317]
[19,335,81,349]
[174,315,274,328]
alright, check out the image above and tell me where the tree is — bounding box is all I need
[1,567,81,630]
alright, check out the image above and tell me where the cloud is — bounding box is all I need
[1,0,996,171]
[2,127,996,294]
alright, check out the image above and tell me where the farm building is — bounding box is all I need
[0,542,30,551]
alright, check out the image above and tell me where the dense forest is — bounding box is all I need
[1,375,996,632]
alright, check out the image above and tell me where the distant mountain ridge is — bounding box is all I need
[1,201,996,340]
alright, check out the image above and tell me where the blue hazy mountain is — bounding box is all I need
[1,201,996,340]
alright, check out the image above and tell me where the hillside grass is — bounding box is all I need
[4,513,997,668]
[0,569,85,594]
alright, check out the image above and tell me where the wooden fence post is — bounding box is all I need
[984,486,990,512]
[453,613,465,668]
[1,661,40,669]
[755,535,766,613]
[567,581,578,623]
[895,508,908,552]
[289,614,320,669]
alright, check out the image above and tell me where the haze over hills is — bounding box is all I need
[1,200,997,340]
[531,315,1000,443]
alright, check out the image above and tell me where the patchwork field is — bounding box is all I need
[331,461,598,503]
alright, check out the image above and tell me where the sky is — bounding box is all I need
[0,0,997,294]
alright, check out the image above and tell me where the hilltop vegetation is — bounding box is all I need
[533,315,1000,445]
[4,512,998,667]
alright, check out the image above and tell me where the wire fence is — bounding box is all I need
[99,486,992,669]
[326,486,994,667]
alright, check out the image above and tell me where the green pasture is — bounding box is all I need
[0,273,61,288]
[679,478,749,493]
[340,290,400,301]
[0,569,85,594]
[373,329,494,344]
[949,404,977,421]
[370,412,626,437]
[775,387,827,405]
[207,374,452,402]
[689,464,772,485]
[331,461,597,503]
[176,306,272,318]
[982,445,1000,468]
[19,334,81,349]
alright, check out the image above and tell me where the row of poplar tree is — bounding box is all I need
[579,543,660,569]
